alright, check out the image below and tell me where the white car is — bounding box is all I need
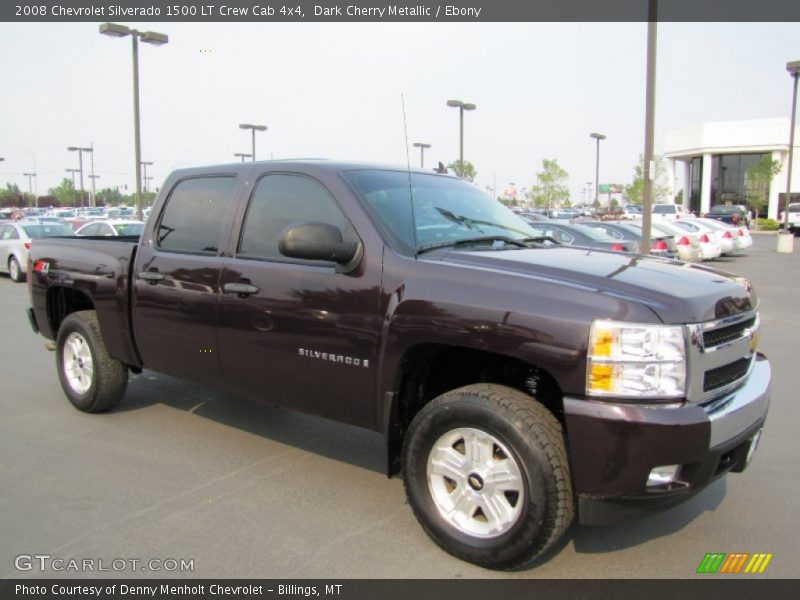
[652,203,693,221]
[75,219,144,237]
[686,217,752,253]
[0,221,75,282]
[673,219,735,255]
[779,202,800,233]
[666,220,722,260]
[633,219,721,261]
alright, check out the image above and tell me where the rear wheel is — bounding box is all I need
[8,256,24,282]
[402,383,574,570]
[56,310,128,412]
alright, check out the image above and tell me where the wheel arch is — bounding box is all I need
[383,343,565,477]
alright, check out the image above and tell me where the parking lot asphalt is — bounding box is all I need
[1,235,797,579]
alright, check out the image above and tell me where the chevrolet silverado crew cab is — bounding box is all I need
[26,161,770,570]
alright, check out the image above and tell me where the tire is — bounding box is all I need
[402,383,574,570]
[56,310,128,413]
[8,256,24,283]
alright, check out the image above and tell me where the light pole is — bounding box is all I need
[23,172,37,206]
[239,124,267,161]
[141,161,153,192]
[100,22,169,221]
[233,152,252,163]
[590,133,606,208]
[68,146,92,208]
[781,61,800,238]
[446,99,476,177]
[641,3,658,255]
[412,142,431,168]
[66,169,80,203]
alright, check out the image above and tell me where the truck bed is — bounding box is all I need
[28,236,141,367]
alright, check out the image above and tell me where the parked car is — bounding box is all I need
[26,160,770,570]
[0,221,74,282]
[525,222,638,252]
[75,220,144,237]
[672,219,735,255]
[705,204,751,227]
[644,219,721,261]
[778,202,800,234]
[581,221,679,259]
[628,221,702,262]
[620,205,643,220]
[684,218,752,253]
[652,203,692,220]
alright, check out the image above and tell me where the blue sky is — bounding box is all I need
[0,21,797,200]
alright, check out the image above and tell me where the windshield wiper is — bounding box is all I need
[417,236,532,255]
[434,208,533,237]
[520,236,560,245]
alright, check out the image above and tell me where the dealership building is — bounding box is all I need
[663,117,800,219]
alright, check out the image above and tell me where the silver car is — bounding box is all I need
[0,221,74,282]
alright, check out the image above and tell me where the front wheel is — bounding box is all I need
[402,384,574,570]
[56,310,128,412]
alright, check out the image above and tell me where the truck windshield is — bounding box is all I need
[343,170,537,254]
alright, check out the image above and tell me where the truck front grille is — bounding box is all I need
[686,310,758,403]
[703,357,752,392]
[703,317,756,349]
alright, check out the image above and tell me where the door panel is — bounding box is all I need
[216,172,382,429]
[132,174,240,387]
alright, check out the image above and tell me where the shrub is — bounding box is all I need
[756,218,779,231]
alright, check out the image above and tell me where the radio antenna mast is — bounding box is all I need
[401,93,419,255]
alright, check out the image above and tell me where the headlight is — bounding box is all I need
[586,320,686,399]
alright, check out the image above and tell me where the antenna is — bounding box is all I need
[401,93,419,255]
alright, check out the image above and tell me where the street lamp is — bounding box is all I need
[100,22,169,221]
[233,152,252,163]
[412,142,431,168]
[590,133,606,207]
[239,123,267,161]
[779,60,800,253]
[446,99,476,177]
[68,146,92,208]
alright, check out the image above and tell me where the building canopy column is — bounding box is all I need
[700,153,713,215]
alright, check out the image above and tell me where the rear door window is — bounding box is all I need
[156,176,237,254]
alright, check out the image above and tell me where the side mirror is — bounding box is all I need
[278,222,361,267]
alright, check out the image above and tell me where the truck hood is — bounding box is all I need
[437,246,755,324]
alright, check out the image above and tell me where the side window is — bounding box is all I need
[156,176,237,254]
[81,223,99,236]
[555,229,573,244]
[1,226,12,240]
[237,173,357,262]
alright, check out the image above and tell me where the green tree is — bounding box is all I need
[447,160,477,182]
[47,178,80,207]
[745,156,781,217]
[95,187,129,207]
[625,154,670,204]
[530,158,570,209]
[0,183,25,207]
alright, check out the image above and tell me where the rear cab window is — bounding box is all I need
[156,176,237,254]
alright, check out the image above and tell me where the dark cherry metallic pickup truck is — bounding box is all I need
[26,161,770,570]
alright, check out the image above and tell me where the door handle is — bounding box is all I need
[139,271,165,284]
[223,282,260,297]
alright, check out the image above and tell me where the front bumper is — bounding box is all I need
[564,354,770,525]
